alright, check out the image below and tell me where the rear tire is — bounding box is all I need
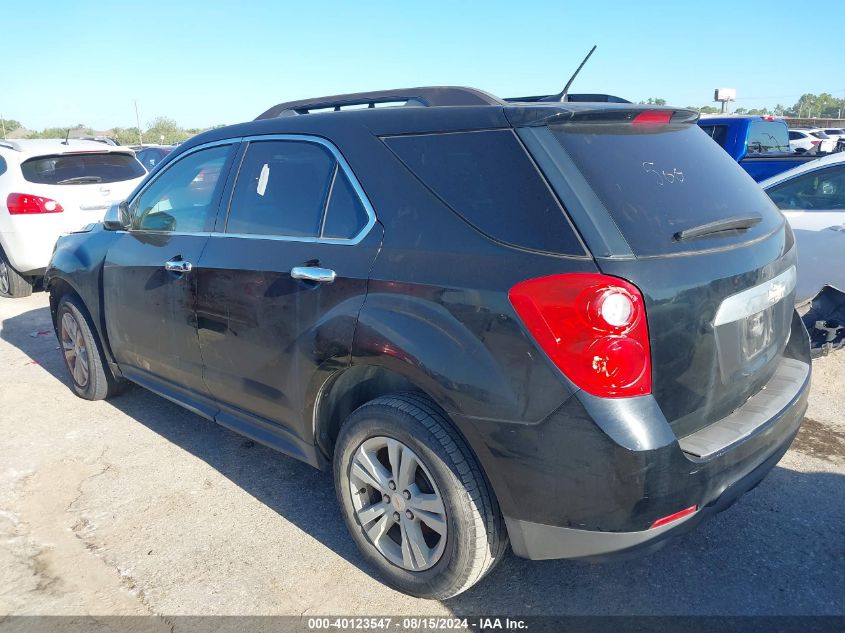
[334,393,507,599]
[0,251,33,298]
[57,294,125,400]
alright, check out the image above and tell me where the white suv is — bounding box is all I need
[788,128,836,154]
[0,139,146,297]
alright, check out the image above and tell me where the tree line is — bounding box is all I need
[4,92,844,142]
[640,92,845,118]
[0,116,225,145]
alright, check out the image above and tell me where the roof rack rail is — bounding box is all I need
[255,86,504,120]
[0,140,22,151]
[504,93,631,104]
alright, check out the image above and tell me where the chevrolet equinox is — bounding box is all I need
[45,86,812,599]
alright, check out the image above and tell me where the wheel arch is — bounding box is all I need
[47,274,120,375]
[312,362,509,517]
[313,364,423,459]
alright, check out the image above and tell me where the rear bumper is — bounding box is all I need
[505,413,800,560]
[458,311,811,560]
[1,228,59,275]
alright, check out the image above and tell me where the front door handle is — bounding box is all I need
[291,266,336,283]
[164,259,193,274]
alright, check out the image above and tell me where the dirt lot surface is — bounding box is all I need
[1,293,843,617]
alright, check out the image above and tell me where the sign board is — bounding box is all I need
[714,88,737,102]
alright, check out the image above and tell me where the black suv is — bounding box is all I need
[46,86,811,599]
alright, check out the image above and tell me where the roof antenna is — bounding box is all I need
[557,45,597,103]
[62,128,70,145]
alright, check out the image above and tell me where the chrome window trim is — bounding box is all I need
[712,266,797,327]
[318,163,340,238]
[126,137,242,233]
[218,134,377,246]
[124,134,378,245]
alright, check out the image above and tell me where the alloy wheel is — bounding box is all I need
[348,436,447,571]
[0,260,9,296]
[60,311,90,388]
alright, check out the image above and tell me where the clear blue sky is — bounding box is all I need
[4,0,843,131]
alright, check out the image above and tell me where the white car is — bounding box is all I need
[762,152,845,231]
[788,128,836,154]
[0,139,146,297]
[821,128,845,144]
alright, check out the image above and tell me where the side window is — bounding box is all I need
[767,165,845,210]
[133,144,232,233]
[225,139,370,240]
[227,141,334,237]
[0,155,6,177]
[384,130,585,255]
[788,131,803,140]
[322,170,369,239]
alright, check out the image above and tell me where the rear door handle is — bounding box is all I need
[291,266,336,283]
[164,259,193,274]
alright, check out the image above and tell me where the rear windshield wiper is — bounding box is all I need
[56,176,103,185]
[673,214,762,241]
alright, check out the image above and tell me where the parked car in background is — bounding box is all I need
[0,139,146,297]
[46,86,814,598]
[762,152,845,231]
[761,152,845,350]
[698,115,817,181]
[819,128,845,153]
[134,145,174,172]
[789,129,835,154]
[821,128,845,144]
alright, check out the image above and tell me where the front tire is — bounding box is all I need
[57,294,124,400]
[334,393,507,599]
[0,251,33,298]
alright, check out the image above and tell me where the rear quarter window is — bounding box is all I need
[21,152,145,185]
[383,130,585,256]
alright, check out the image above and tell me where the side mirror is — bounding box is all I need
[103,201,130,231]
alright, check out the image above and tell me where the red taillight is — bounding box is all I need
[810,140,821,146]
[650,505,698,529]
[509,273,651,398]
[6,193,64,215]
[632,110,673,126]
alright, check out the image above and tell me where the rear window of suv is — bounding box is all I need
[21,152,145,185]
[384,130,586,256]
[549,122,783,257]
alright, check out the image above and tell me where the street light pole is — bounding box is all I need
[134,100,143,145]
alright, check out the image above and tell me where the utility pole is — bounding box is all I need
[134,100,143,145]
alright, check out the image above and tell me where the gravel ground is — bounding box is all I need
[1,292,843,617]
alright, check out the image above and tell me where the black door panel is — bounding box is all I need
[195,136,382,445]
[103,142,239,403]
[104,233,210,397]
[196,228,383,442]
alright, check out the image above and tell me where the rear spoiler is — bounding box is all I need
[504,93,631,104]
[505,105,700,128]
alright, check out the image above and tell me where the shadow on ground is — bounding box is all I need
[3,302,844,616]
